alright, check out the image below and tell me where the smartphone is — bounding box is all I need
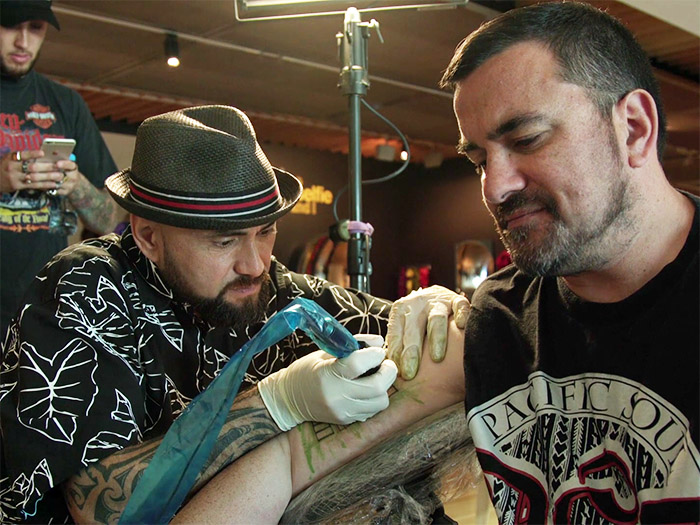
[38,138,76,163]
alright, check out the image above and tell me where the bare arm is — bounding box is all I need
[62,387,282,524]
[173,321,466,524]
[290,319,465,493]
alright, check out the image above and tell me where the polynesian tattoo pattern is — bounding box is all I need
[62,389,279,523]
[0,228,391,522]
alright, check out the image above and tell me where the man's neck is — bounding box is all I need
[0,68,34,83]
[562,181,694,303]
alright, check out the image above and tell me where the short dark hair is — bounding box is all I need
[440,1,666,158]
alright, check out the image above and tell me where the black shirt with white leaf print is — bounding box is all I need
[0,226,390,523]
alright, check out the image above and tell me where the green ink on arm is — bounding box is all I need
[299,423,323,475]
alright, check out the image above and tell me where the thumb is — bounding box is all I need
[333,346,387,379]
[371,358,398,391]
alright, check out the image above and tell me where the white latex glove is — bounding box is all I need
[385,285,470,380]
[258,334,397,431]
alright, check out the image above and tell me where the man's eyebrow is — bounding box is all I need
[204,229,245,238]
[487,114,546,141]
[456,114,546,156]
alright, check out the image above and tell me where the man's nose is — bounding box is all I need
[481,151,527,205]
[233,238,265,277]
[14,28,29,49]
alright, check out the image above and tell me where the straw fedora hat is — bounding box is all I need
[106,105,302,230]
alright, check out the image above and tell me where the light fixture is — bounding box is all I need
[165,33,180,68]
[376,143,396,162]
[399,150,409,162]
[235,0,469,22]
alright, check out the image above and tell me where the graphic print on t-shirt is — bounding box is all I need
[1,104,63,232]
[467,371,700,524]
[0,191,52,232]
[25,104,57,129]
[0,105,55,153]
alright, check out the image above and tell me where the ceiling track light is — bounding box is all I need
[235,0,469,22]
[164,32,180,67]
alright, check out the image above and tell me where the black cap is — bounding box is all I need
[0,0,60,30]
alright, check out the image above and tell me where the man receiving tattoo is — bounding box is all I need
[440,3,699,523]
[0,0,122,337]
[0,104,466,523]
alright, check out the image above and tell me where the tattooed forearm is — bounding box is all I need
[63,438,159,524]
[297,385,398,475]
[311,386,397,442]
[62,387,281,523]
[68,173,121,234]
[194,404,281,492]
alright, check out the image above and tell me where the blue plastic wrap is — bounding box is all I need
[119,298,360,524]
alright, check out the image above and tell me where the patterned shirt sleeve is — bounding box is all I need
[276,260,392,353]
[0,243,151,522]
[285,269,391,333]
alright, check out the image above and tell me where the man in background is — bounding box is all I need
[440,2,698,522]
[0,0,121,336]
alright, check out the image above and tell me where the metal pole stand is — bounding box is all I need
[337,7,382,292]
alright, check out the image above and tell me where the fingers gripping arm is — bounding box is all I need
[386,285,469,380]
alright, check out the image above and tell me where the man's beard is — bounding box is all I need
[161,257,272,330]
[491,128,633,277]
[0,51,39,78]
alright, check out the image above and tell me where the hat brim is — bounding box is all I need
[106,167,303,231]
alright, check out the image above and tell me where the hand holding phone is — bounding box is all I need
[38,138,77,198]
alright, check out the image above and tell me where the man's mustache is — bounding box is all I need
[493,191,556,230]
[223,273,268,293]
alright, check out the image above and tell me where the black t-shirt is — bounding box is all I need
[464,192,700,524]
[0,70,117,337]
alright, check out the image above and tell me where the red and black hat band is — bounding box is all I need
[128,179,282,218]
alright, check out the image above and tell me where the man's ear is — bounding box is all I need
[130,215,163,265]
[615,89,659,168]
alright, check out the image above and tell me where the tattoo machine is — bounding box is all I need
[120,297,361,525]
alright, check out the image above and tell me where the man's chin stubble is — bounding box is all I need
[1,58,35,79]
[193,275,271,330]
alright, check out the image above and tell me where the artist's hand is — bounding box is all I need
[258,334,397,430]
[386,285,469,380]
